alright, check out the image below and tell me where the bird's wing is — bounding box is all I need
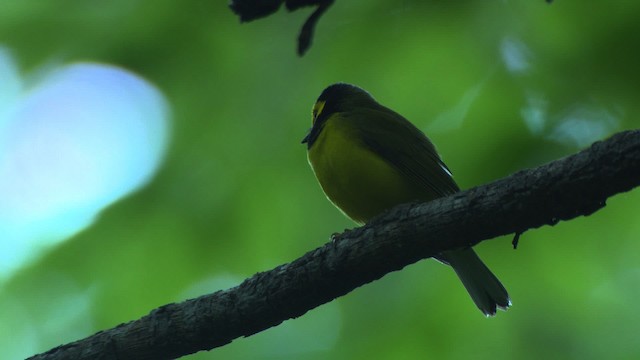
[347,107,460,198]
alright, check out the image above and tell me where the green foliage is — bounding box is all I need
[1,0,639,359]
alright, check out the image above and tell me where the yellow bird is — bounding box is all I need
[302,83,510,316]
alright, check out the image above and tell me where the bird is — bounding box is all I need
[302,83,510,316]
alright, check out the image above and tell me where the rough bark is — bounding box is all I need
[29,130,640,360]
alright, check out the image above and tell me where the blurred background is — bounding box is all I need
[1,0,639,359]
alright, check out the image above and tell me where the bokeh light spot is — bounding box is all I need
[0,52,170,281]
[547,104,620,147]
[521,92,548,135]
[500,36,533,75]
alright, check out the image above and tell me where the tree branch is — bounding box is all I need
[29,129,640,360]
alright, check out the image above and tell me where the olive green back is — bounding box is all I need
[344,106,460,199]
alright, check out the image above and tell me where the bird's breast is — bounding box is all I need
[307,117,420,224]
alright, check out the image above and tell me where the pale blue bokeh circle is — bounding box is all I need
[0,56,170,279]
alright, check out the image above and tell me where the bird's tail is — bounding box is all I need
[442,248,511,316]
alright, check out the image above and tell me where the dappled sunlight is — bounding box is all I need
[3,1,640,359]
[500,36,533,75]
[0,51,170,281]
[521,93,620,147]
[521,92,548,135]
[546,104,620,147]
[501,36,621,148]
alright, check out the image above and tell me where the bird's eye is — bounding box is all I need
[312,101,325,124]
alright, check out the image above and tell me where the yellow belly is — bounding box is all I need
[308,117,422,225]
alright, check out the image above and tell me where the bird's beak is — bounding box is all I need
[301,129,311,144]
